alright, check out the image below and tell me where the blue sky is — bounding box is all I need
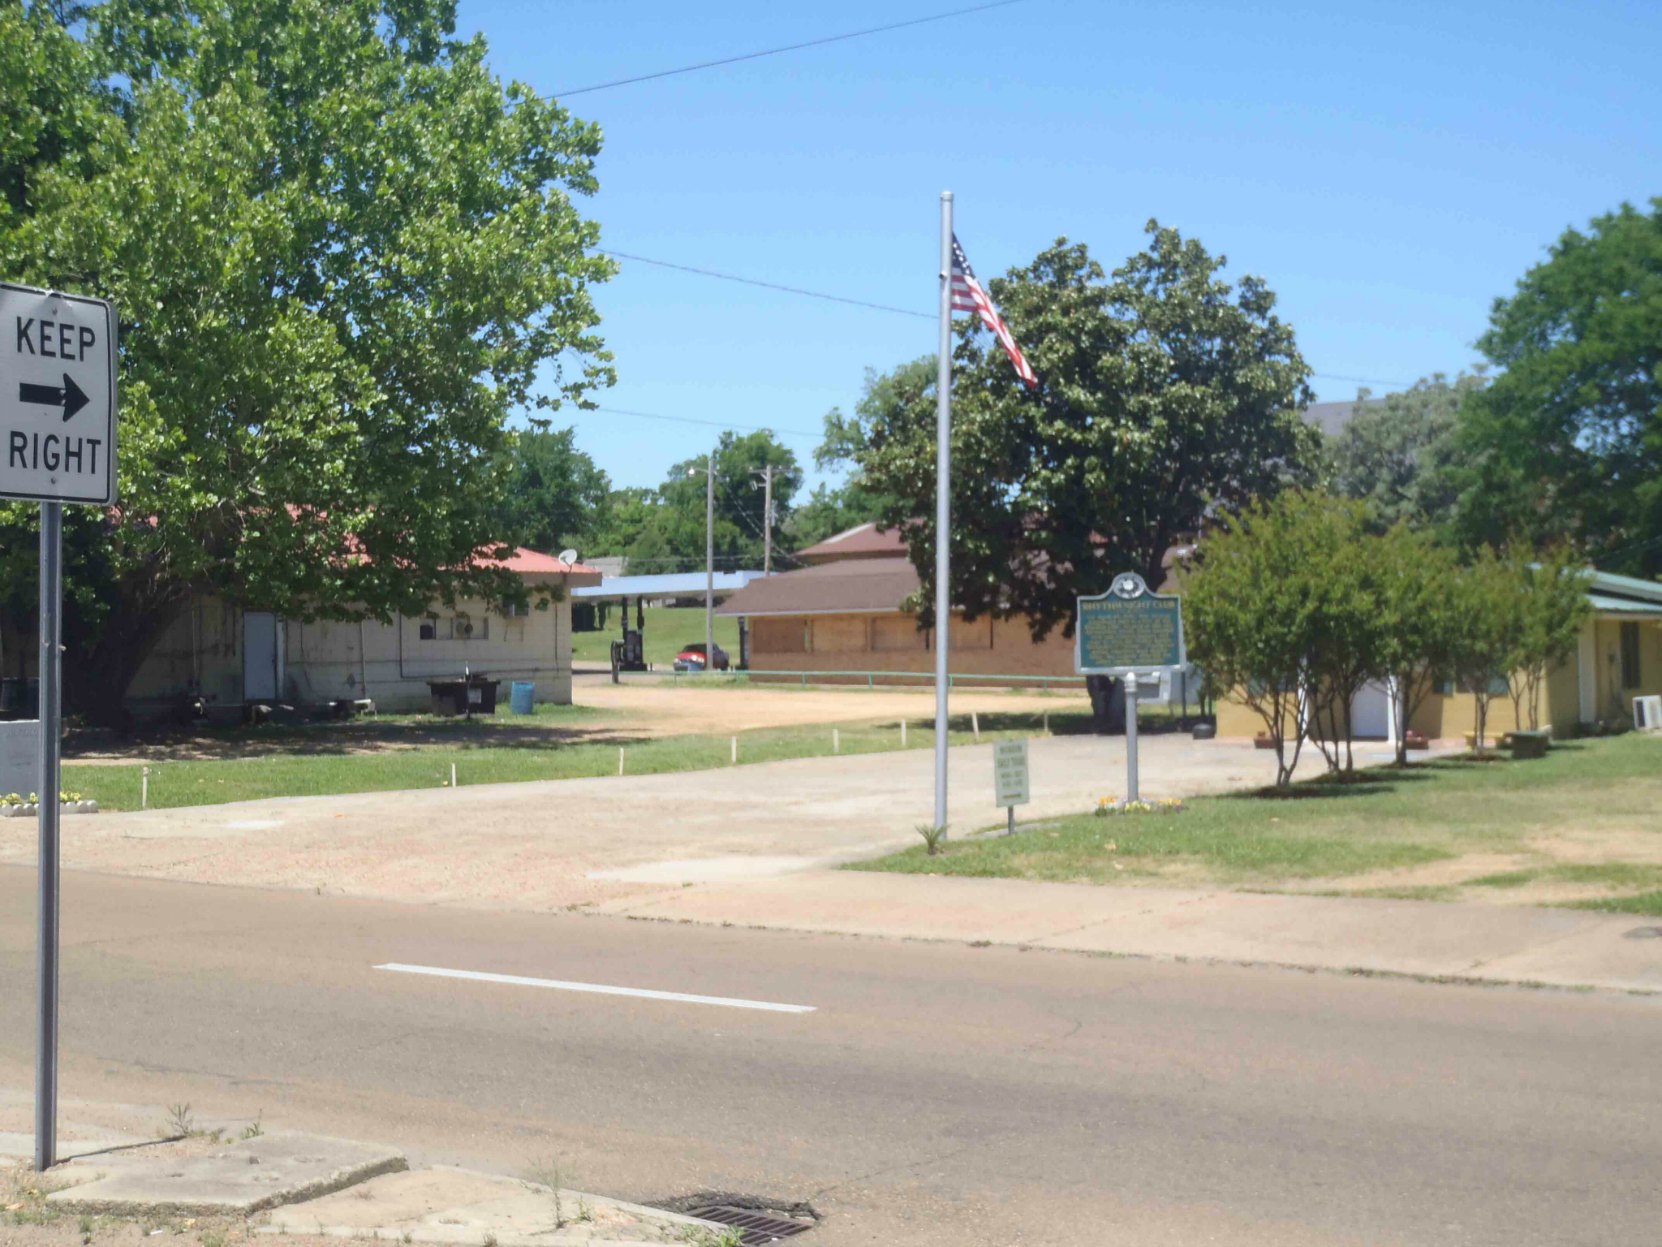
[457,0,1662,494]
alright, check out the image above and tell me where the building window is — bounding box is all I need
[1437,673,1509,696]
[502,601,531,619]
[421,614,488,640]
[1620,622,1641,688]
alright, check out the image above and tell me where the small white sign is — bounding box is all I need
[0,282,118,505]
[0,720,40,797]
[993,738,1029,808]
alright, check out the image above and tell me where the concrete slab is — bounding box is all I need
[261,1166,724,1245]
[45,1130,406,1216]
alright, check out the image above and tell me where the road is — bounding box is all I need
[2,866,1658,1245]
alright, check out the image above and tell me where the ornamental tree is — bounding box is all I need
[1504,547,1591,732]
[1370,525,1463,766]
[1444,550,1525,754]
[0,0,613,722]
[1181,491,1344,787]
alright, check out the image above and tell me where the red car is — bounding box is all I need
[673,642,731,672]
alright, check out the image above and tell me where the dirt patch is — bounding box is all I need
[573,678,1092,737]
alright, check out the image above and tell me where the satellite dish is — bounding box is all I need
[558,548,579,566]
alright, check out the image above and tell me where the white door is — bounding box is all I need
[243,612,282,701]
[1351,681,1391,739]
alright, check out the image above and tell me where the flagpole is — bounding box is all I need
[934,190,953,833]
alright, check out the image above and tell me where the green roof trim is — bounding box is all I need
[1586,592,1662,616]
[1587,568,1662,604]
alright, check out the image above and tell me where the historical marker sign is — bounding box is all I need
[0,282,117,504]
[1075,572,1185,675]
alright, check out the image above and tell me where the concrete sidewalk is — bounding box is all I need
[591,869,1662,994]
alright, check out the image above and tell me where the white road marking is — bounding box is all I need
[373,962,816,1014]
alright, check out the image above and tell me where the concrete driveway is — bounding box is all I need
[0,734,1278,910]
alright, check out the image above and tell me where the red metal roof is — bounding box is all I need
[480,547,603,578]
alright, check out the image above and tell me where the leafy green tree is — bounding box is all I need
[1445,550,1524,753]
[846,224,1318,641]
[1298,499,1389,776]
[1452,200,1662,576]
[1503,547,1591,732]
[494,427,611,556]
[1324,372,1485,532]
[0,0,613,722]
[1182,492,1342,786]
[624,431,799,573]
[1371,526,1463,765]
[585,486,660,563]
[789,362,929,551]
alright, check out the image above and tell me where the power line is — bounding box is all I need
[601,250,931,320]
[550,0,1029,98]
[587,404,821,441]
[1317,371,1416,388]
[601,251,1415,390]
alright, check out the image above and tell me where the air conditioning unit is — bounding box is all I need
[1635,695,1662,732]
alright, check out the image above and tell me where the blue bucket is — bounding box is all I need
[509,681,535,715]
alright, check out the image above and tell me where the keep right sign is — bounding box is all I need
[0,282,118,505]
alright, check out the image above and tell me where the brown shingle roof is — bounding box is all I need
[716,557,919,617]
[795,523,908,564]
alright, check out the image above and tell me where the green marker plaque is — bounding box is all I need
[1075,572,1185,674]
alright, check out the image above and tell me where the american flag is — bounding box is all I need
[950,234,1038,390]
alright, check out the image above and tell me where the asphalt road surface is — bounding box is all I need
[2,866,1658,1246]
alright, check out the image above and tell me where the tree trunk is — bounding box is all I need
[63,590,188,732]
[1086,675,1126,734]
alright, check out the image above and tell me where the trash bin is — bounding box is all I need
[510,681,535,715]
[426,675,500,716]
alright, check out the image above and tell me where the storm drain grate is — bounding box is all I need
[686,1204,815,1245]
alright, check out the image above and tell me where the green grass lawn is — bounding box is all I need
[60,712,1070,811]
[850,734,1662,914]
[570,605,741,668]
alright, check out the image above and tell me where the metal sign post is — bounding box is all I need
[1075,573,1185,808]
[36,502,61,1173]
[1,282,118,1172]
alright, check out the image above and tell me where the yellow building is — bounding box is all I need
[1212,568,1662,741]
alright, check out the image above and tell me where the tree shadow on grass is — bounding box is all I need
[1226,766,1442,802]
[66,718,661,761]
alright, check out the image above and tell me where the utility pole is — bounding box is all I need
[705,451,714,670]
[752,464,789,574]
[762,465,774,574]
[687,453,717,672]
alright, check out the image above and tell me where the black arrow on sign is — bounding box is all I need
[18,373,89,422]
